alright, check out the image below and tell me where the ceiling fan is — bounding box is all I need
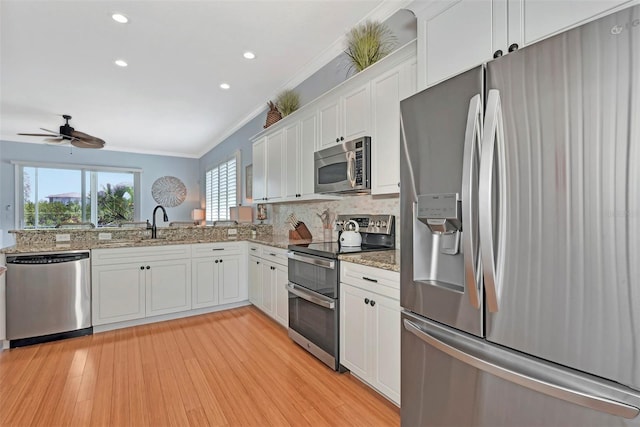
[18,114,106,149]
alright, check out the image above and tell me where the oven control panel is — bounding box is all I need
[335,214,394,235]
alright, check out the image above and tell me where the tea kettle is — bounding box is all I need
[340,220,362,247]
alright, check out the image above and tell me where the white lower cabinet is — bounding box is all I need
[248,254,263,307]
[191,242,247,309]
[248,244,289,328]
[92,262,146,324]
[92,245,192,326]
[270,262,289,327]
[340,262,400,405]
[146,259,191,316]
[92,242,247,328]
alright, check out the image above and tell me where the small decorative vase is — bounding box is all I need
[264,101,282,128]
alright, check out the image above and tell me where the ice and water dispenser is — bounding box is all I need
[413,192,465,292]
[417,193,461,255]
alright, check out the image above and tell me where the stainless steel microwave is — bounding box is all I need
[314,137,371,194]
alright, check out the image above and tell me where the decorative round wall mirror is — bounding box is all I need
[151,176,187,207]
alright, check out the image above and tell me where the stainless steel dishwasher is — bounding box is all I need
[6,250,92,347]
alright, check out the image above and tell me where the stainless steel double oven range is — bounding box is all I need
[287,214,395,371]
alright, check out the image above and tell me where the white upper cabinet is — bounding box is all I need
[253,130,284,202]
[283,122,300,199]
[417,0,497,89]
[252,137,266,202]
[298,111,317,197]
[413,0,635,91]
[251,41,417,202]
[265,131,283,201]
[318,83,371,150]
[283,111,316,199]
[516,0,634,46]
[342,84,371,142]
[318,97,341,149]
[371,58,416,195]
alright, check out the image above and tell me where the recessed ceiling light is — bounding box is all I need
[115,59,128,67]
[112,13,129,24]
[220,83,230,90]
[243,51,256,60]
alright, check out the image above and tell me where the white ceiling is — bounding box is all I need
[0,0,408,158]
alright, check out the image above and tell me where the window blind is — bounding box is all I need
[205,157,237,222]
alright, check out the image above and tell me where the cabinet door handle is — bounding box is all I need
[146,266,150,270]
[140,266,144,270]
[211,248,224,251]
[220,259,223,263]
[250,248,257,251]
[336,137,340,143]
[370,300,376,307]
[364,298,370,304]
[340,136,344,141]
[215,260,219,263]
[362,276,378,283]
[493,49,503,58]
[508,43,519,52]
[256,261,260,265]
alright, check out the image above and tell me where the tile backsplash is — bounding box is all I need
[271,194,400,246]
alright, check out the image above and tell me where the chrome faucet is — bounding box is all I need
[147,205,169,238]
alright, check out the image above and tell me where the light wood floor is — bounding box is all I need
[0,306,400,426]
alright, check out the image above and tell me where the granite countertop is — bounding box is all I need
[339,249,400,273]
[1,237,265,254]
[247,236,333,250]
[2,234,401,273]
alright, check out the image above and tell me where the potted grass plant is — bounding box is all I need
[344,20,396,73]
[275,89,300,117]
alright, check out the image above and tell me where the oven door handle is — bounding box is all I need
[287,283,336,310]
[287,252,335,269]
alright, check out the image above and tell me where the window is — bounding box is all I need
[16,163,140,228]
[205,153,239,222]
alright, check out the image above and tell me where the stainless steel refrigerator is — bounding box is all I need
[400,4,640,426]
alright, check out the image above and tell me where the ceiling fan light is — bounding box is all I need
[115,59,128,67]
[243,51,256,60]
[112,13,129,24]
[220,83,230,90]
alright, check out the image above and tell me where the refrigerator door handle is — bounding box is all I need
[461,94,483,309]
[478,89,506,312]
[403,318,640,419]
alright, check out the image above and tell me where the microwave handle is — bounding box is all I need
[347,151,356,188]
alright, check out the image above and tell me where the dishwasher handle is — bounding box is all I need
[6,252,90,264]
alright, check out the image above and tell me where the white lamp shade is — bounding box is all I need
[191,209,205,221]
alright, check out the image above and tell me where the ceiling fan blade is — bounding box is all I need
[70,139,105,149]
[40,128,63,136]
[17,133,57,137]
[71,130,106,148]
[44,138,65,143]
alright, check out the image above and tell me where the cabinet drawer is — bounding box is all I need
[192,242,244,258]
[92,244,191,265]
[260,246,288,266]
[340,262,399,300]
[248,244,263,258]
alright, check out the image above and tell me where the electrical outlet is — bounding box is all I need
[98,233,112,240]
[55,234,71,242]
[227,228,237,236]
